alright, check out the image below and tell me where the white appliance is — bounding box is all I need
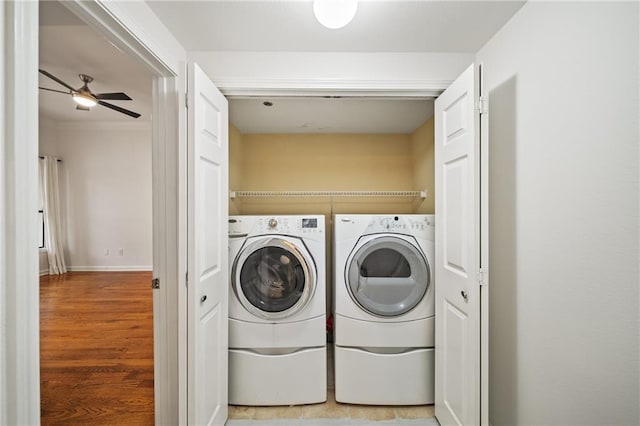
[333,214,435,405]
[228,215,326,406]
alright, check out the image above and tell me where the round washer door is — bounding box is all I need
[233,236,316,320]
[346,235,430,317]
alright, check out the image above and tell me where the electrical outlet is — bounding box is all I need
[118,248,124,256]
[104,248,110,256]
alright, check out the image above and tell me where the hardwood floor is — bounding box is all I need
[40,271,154,425]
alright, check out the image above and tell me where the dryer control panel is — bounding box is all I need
[364,215,434,234]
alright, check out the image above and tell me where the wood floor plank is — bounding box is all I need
[40,271,154,425]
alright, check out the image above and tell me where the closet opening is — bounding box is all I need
[226,95,438,421]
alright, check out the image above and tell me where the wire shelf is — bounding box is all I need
[230,190,427,199]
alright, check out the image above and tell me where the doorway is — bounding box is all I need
[38,1,155,423]
[34,1,184,424]
[226,96,436,421]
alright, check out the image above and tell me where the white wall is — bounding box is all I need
[39,121,152,271]
[39,117,59,274]
[477,2,639,425]
[190,51,474,95]
[39,117,60,155]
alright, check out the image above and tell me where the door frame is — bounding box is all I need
[479,63,490,426]
[2,1,186,424]
[51,2,188,424]
[4,1,488,424]
[1,2,40,423]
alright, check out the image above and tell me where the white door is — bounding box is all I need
[187,63,229,426]
[434,63,485,426]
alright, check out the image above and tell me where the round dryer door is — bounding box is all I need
[233,236,316,320]
[346,235,430,317]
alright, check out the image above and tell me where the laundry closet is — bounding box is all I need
[228,97,434,308]
[226,96,436,417]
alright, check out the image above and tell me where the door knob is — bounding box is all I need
[200,295,207,303]
[460,290,468,300]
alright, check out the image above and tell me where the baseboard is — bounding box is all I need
[67,265,153,272]
[40,268,49,276]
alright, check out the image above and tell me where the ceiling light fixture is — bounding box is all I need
[71,74,98,108]
[313,0,358,29]
[72,92,97,107]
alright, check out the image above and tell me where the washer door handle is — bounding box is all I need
[229,233,249,238]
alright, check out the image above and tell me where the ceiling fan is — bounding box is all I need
[38,69,141,119]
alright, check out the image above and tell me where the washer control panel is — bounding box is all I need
[254,216,324,234]
[297,217,323,234]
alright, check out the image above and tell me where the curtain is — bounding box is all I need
[39,156,67,274]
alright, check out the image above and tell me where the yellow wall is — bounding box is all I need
[410,117,435,214]
[229,121,435,217]
[238,133,415,216]
[229,123,243,215]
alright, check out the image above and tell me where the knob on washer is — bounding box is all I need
[268,218,278,228]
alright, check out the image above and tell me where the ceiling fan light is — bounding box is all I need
[72,93,97,107]
[313,0,358,29]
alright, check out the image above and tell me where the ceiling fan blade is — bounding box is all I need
[98,100,141,119]
[39,69,76,92]
[76,105,91,111]
[95,92,132,101]
[39,87,70,95]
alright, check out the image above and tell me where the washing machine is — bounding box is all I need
[228,215,326,406]
[333,214,435,405]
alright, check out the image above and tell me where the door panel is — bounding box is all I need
[435,63,481,426]
[443,157,469,276]
[187,62,229,426]
[199,305,223,423]
[200,160,220,274]
[443,300,467,423]
[443,92,469,144]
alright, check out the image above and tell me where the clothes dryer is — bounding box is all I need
[228,215,326,406]
[333,214,435,405]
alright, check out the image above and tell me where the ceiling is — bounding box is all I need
[146,1,526,53]
[231,97,433,134]
[38,0,526,131]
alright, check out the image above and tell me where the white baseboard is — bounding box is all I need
[40,269,49,276]
[67,265,153,272]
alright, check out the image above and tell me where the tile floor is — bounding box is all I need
[227,418,439,425]
[228,344,435,424]
[228,390,435,423]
